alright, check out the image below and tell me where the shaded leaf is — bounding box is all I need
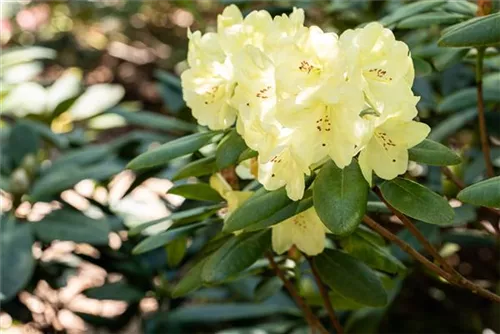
[408,139,461,166]
[172,156,217,181]
[438,12,500,47]
[168,183,223,202]
[216,129,248,169]
[457,176,500,207]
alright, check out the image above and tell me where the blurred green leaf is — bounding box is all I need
[0,224,34,302]
[155,70,185,113]
[408,139,461,166]
[433,48,469,71]
[313,160,368,236]
[33,209,111,245]
[202,230,271,283]
[412,57,433,77]
[172,258,210,298]
[84,282,144,302]
[380,178,454,225]
[398,13,466,29]
[168,183,223,202]
[127,131,220,170]
[438,12,500,47]
[314,249,387,307]
[167,237,187,268]
[254,276,283,302]
[442,0,477,16]
[108,108,196,132]
[457,176,500,207]
[429,108,476,142]
[8,123,40,166]
[379,0,446,27]
[438,87,500,113]
[20,119,69,149]
[172,156,217,181]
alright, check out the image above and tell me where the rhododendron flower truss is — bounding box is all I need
[181,5,429,201]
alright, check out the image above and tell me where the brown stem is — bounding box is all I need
[373,186,457,275]
[266,253,329,334]
[362,215,500,303]
[306,257,344,334]
[475,47,495,178]
[441,166,500,217]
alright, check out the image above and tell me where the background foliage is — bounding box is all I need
[1,1,499,333]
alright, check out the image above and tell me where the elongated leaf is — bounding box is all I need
[379,0,446,26]
[429,108,476,142]
[442,0,477,16]
[438,87,500,113]
[132,221,211,254]
[216,129,248,169]
[172,156,217,181]
[155,70,185,113]
[340,234,405,274]
[202,230,271,283]
[379,178,454,225]
[408,139,461,166]
[172,258,210,297]
[84,282,144,302]
[108,108,196,132]
[457,176,500,207]
[313,160,368,236]
[438,12,500,47]
[0,225,34,302]
[33,209,111,245]
[51,145,112,170]
[127,131,219,170]
[398,13,466,29]
[168,183,223,202]
[223,188,291,233]
[314,249,387,307]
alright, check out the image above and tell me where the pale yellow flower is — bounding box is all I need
[272,207,327,256]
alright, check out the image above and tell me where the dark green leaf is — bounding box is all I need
[0,225,34,302]
[223,188,291,233]
[314,249,387,307]
[168,183,223,202]
[172,156,217,181]
[438,87,500,113]
[379,0,446,26]
[202,230,271,283]
[216,129,248,169]
[8,123,40,166]
[379,178,454,225]
[83,282,144,302]
[438,12,500,47]
[51,145,112,170]
[132,221,209,254]
[313,160,368,236]
[408,139,461,166]
[398,13,466,29]
[457,176,500,208]
[442,0,477,16]
[127,131,220,170]
[108,108,196,132]
[33,209,111,245]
